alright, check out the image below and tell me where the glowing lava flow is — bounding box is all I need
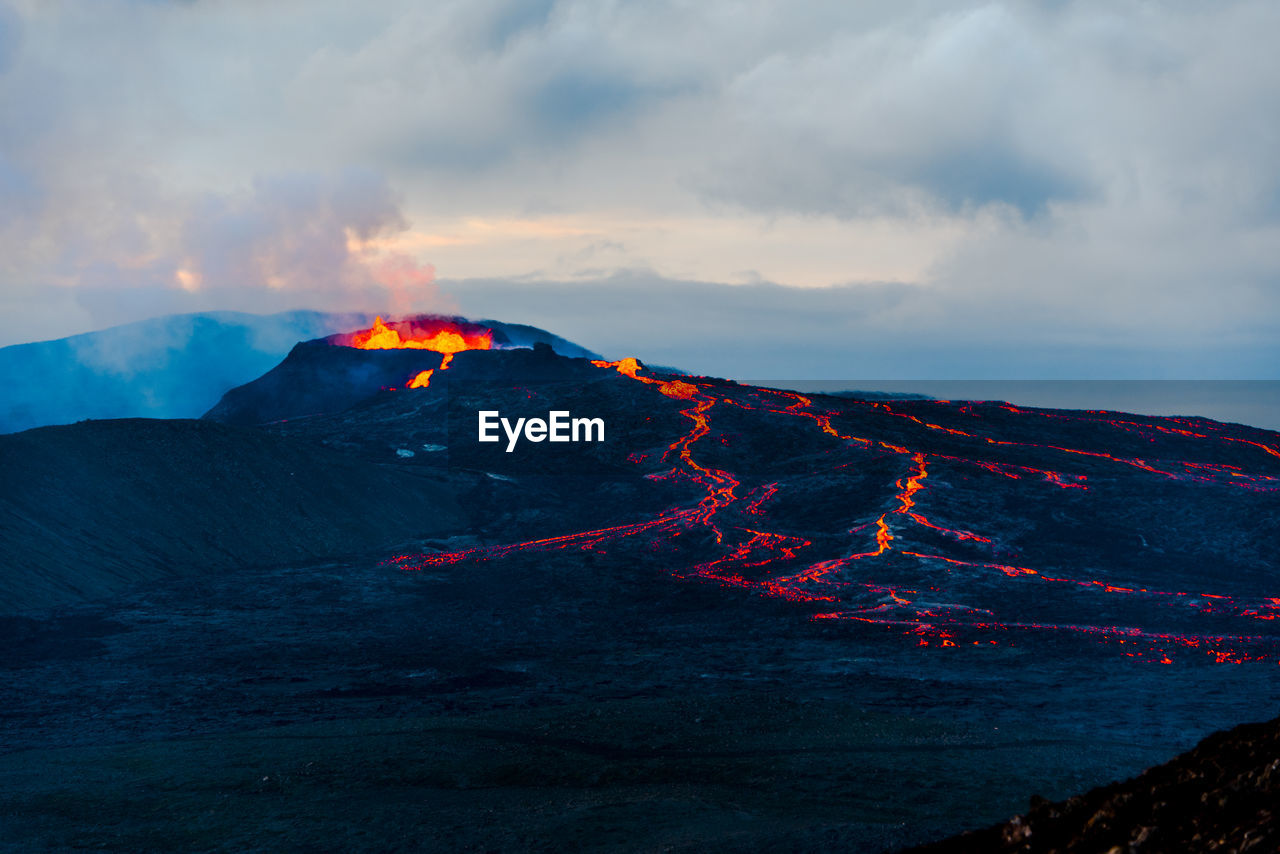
[351,315,493,388]
[592,359,740,541]
[775,451,988,596]
[940,402,1280,491]
[387,359,1280,665]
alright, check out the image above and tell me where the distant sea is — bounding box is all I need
[760,381,1280,433]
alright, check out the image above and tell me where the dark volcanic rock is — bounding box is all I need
[905,715,1280,853]
[203,338,451,425]
[4,336,1280,851]
[0,418,464,611]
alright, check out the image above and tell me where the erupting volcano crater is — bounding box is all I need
[345,316,494,389]
[202,314,592,425]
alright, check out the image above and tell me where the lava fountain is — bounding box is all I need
[349,315,493,388]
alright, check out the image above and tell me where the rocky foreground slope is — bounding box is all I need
[907,714,1278,853]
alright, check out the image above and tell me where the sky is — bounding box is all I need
[1,0,1278,378]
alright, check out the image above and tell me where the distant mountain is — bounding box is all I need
[0,311,600,434]
[0,310,374,434]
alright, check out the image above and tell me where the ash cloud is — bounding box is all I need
[1,163,444,343]
[171,168,436,307]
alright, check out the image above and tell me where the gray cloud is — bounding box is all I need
[0,162,442,341]
[0,2,19,75]
[176,168,403,292]
[450,272,1280,379]
[0,0,1277,377]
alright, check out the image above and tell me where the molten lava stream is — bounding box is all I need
[395,359,746,570]
[592,360,743,543]
[755,436,1278,663]
[776,452,977,593]
[386,356,1280,664]
[955,402,1280,487]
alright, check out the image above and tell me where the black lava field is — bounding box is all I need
[3,329,1279,851]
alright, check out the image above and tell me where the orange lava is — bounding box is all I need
[384,359,1280,665]
[659,380,698,399]
[592,357,643,379]
[353,316,493,371]
[348,315,493,389]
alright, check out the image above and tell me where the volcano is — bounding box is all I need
[2,317,1279,851]
[203,314,601,425]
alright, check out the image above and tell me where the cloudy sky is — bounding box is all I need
[1,0,1277,378]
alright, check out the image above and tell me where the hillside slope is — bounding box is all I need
[906,714,1280,853]
[0,419,464,611]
